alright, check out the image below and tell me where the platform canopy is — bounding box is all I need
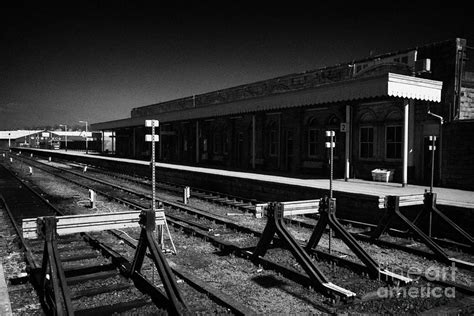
[92,72,442,130]
[0,130,43,140]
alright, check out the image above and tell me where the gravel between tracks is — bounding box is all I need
[3,159,474,314]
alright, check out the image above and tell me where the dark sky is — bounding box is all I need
[1,3,472,130]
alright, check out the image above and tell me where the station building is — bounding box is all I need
[0,130,103,151]
[0,130,43,150]
[92,38,474,190]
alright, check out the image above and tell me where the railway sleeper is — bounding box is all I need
[73,297,154,316]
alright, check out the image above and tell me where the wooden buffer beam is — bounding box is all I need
[22,209,188,315]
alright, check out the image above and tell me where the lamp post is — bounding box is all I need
[59,124,68,152]
[79,120,89,154]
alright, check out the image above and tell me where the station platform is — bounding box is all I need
[9,148,474,209]
[6,148,474,237]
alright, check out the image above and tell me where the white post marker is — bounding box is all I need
[325,130,336,255]
[429,135,437,194]
[428,135,437,237]
[145,120,178,254]
[145,119,159,213]
[89,189,96,209]
[325,130,336,198]
[183,186,191,204]
[28,166,33,176]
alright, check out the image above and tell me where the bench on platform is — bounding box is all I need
[255,199,320,218]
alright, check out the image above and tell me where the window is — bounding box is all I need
[360,127,374,158]
[268,123,279,157]
[307,117,320,157]
[308,128,318,157]
[386,125,402,159]
[223,134,229,154]
[212,133,221,154]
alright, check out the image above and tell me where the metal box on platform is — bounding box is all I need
[371,169,394,182]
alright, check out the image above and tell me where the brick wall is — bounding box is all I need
[459,87,474,119]
[441,120,474,189]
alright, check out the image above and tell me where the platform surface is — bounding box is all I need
[12,148,474,209]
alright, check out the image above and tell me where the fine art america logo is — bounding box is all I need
[377,264,461,299]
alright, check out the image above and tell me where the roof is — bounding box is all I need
[0,130,43,140]
[92,72,443,130]
[50,131,84,137]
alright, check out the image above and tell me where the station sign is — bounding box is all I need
[42,132,50,137]
[145,135,160,142]
[145,120,159,127]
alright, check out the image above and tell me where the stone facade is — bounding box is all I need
[95,38,474,189]
[441,120,474,190]
[460,87,474,119]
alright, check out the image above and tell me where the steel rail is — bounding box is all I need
[13,155,474,296]
[19,153,472,253]
[4,161,257,315]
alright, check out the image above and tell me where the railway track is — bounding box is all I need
[18,153,474,265]
[7,153,474,311]
[26,154,473,256]
[0,163,254,315]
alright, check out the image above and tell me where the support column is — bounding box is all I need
[112,131,115,154]
[158,125,162,160]
[344,105,351,181]
[195,121,200,163]
[278,114,281,169]
[252,114,256,169]
[403,99,409,187]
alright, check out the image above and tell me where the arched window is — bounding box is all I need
[327,114,341,127]
[212,131,222,154]
[268,122,279,157]
[307,117,319,158]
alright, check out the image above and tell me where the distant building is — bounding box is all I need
[2,130,103,152]
[92,38,474,190]
[0,130,43,150]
